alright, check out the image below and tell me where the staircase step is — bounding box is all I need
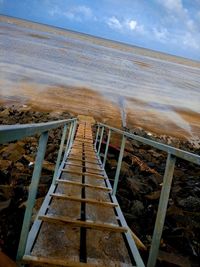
[62,170,106,179]
[65,163,104,171]
[50,193,117,207]
[69,154,98,160]
[66,157,102,165]
[23,255,103,267]
[39,214,128,233]
[56,179,111,191]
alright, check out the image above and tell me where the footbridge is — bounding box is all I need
[0,115,199,267]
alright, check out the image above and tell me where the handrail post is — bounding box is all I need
[65,122,73,153]
[147,153,176,267]
[52,124,68,184]
[103,129,111,168]
[16,131,49,261]
[97,126,104,155]
[95,124,100,150]
[112,135,126,195]
[70,120,77,147]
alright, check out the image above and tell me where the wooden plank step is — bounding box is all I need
[73,143,94,148]
[50,193,117,207]
[23,255,104,267]
[62,170,106,179]
[72,145,95,150]
[75,139,93,144]
[65,163,104,171]
[56,179,111,191]
[66,158,102,165]
[69,154,98,160]
[70,152,97,159]
[75,139,93,142]
[39,215,128,233]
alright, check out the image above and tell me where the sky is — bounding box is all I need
[0,0,200,61]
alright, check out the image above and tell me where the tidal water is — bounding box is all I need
[0,16,200,141]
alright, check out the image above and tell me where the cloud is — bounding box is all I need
[153,27,169,43]
[106,16,144,34]
[49,5,95,22]
[126,20,137,30]
[107,16,122,30]
[182,32,199,50]
[157,0,187,16]
[64,5,94,21]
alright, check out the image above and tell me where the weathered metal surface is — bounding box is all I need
[0,118,76,144]
[98,122,200,165]
[112,135,127,196]
[52,124,68,184]
[103,129,111,167]
[16,131,49,261]
[97,126,104,155]
[147,154,176,267]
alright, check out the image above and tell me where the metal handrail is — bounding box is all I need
[0,117,77,262]
[0,118,76,144]
[97,122,200,165]
[95,122,200,267]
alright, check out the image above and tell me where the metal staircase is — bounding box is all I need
[0,115,199,267]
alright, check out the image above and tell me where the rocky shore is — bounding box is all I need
[0,105,199,267]
[100,130,200,266]
[0,105,72,259]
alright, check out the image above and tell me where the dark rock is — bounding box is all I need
[177,196,200,212]
[130,200,144,217]
[145,190,161,200]
[158,250,191,267]
[120,161,133,178]
[0,143,25,162]
[0,160,12,171]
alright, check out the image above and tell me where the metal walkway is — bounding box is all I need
[1,115,199,267]
[20,117,143,267]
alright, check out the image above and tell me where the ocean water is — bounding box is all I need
[0,16,200,140]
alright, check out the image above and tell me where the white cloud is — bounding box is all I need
[126,20,137,30]
[107,16,122,30]
[182,32,199,50]
[153,27,169,43]
[49,5,94,22]
[106,16,144,34]
[158,0,187,16]
[64,6,94,21]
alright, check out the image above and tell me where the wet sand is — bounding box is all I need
[0,16,200,141]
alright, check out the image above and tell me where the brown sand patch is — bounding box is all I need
[0,82,121,128]
[133,61,150,68]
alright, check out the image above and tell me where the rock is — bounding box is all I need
[126,177,142,193]
[130,200,144,217]
[42,161,55,172]
[0,143,25,162]
[148,149,163,158]
[0,160,12,171]
[15,162,25,172]
[145,190,161,200]
[22,155,35,164]
[131,155,158,175]
[120,162,133,178]
[107,158,117,169]
[177,196,200,212]
[158,250,191,267]
[0,251,17,267]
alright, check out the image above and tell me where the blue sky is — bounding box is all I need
[1,0,200,61]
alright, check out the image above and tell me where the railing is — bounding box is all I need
[0,118,77,262]
[95,122,200,267]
